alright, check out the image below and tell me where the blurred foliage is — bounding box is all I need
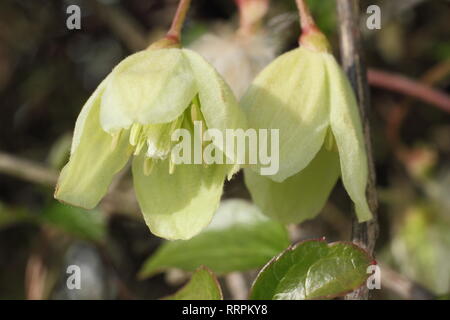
[42,203,106,243]
[163,266,223,300]
[0,201,106,243]
[385,204,450,294]
[139,199,289,277]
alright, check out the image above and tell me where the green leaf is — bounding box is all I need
[41,202,106,242]
[164,266,222,300]
[250,239,374,300]
[138,199,290,278]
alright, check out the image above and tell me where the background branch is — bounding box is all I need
[368,69,450,114]
[92,0,148,52]
[336,0,379,300]
[0,151,139,216]
[380,264,435,300]
[0,151,58,186]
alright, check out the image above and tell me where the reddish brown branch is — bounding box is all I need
[379,61,450,172]
[368,69,450,114]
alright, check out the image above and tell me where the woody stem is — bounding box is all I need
[336,0,379,300]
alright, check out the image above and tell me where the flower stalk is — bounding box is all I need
[167,0,192,43]
[295,0,316,34]
[295,0,330,52]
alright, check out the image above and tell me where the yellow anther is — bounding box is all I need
[134,138,146,156]
[130,123,143,146]
[143,157,155,176]
[169,157,176,175]
[110,130,122,151]
[190,96,207,126]
[190,97,209,155]
[190,103,202,123]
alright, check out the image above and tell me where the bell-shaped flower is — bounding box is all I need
[55,44,246,240]
[242,29,372,224]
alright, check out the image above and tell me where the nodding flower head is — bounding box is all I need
[242,29,372,224]
[55,44,246,240]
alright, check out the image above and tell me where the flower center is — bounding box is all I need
[113,95,208,176]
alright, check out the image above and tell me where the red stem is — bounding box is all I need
[295,0,317,34]
[166,0,192,42]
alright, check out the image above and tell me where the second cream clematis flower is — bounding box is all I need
[55,41,246,240]
[242,2,372,224]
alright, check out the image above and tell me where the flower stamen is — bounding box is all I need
[169,157,176,175]
[110,129,123,151]
[130,123,143,146]
[143,157,155,176]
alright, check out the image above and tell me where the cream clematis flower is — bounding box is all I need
[55,44,246,240]
[242,30,372,224]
